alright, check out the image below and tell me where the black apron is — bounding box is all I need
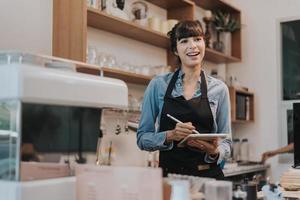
[158,69,224,179]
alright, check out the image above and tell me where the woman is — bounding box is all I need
[137,20,232,179]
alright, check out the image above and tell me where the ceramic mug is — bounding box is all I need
[148,17,161,32]
[167,19,179,32]
[160,20,169,34]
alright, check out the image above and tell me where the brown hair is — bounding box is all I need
[167,20,205,63]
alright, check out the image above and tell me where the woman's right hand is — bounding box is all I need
[166,122,195,142]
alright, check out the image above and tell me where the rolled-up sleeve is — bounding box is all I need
[137,78,173,151]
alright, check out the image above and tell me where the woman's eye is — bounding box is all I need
[180,39,188,43]
[195,37,202,42]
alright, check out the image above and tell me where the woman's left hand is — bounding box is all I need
[187,139,219,155]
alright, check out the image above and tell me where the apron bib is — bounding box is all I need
[159,69,224,179]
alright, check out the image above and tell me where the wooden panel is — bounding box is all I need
[229,87,236,122]
[53,0,87,62]
[205,48,240,63]
[236,89,254,96]
[145,0,194,9]
[77,67,152,85]
[192,0,240,13]
[87,8,169,49]
[168,3,195,20]
[231,12,242,59]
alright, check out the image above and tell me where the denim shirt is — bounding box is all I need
[137,69,232,164]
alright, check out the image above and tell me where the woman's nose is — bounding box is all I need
[188,40,197,49]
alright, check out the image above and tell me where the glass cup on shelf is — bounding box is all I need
[130,65,138,74]
[120,62,131,72]
[106,54,117,68]
[132,65,141,74]
[87,45,98,64]
[97,52,108,67]
[140,65,151,76]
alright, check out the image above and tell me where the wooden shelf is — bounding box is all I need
[232,119,254,124]
[205,48,240,63]
[192,0,240,13]
[235,88,254,96]
[87,8,169,49]
[145,0,194,9]
[102,67,152,85]
[77,66,152,85]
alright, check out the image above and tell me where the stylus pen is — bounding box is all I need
[166,114,201,134]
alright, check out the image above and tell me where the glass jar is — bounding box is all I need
[240,138,249,163]
[232,138,241,162]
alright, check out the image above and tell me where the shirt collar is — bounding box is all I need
[178,68,202,83]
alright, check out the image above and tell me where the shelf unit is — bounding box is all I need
[77,66,152,85]
[53,0,241,82]
[192,0,242,61]
[229,87,254,123]
[87,8,169,49]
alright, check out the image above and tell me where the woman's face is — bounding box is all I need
[175,36,205,68]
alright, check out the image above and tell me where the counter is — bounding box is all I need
[223,163,270,177]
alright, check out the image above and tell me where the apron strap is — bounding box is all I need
[200,70,208,99]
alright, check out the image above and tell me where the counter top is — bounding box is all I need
[258,189,300,199]
[223,163,270,177]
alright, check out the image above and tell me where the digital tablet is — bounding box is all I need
[177,133,229,147]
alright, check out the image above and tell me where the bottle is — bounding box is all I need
[95,129,103,165]
[240,139,249,163]
[241,181,258,200]
[246,96,250,121]
[232,138,241,162]
[101,0,106,11]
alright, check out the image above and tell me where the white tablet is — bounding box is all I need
[177,133,229,147]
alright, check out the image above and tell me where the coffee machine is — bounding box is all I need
[0,52,128,200]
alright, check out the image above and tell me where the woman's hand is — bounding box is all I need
[261,151,277,162]
[187,139,219,155]
[166,122,195,142]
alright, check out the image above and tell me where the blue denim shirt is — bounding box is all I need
[137,69,232,164]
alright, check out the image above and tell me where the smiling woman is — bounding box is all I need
[137,20,232,180]
[168,20,206,67]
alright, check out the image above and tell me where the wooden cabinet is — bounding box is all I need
[229,87,254,123]
[52,0,242,84]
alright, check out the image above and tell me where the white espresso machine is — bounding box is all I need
[0,52,128,200]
